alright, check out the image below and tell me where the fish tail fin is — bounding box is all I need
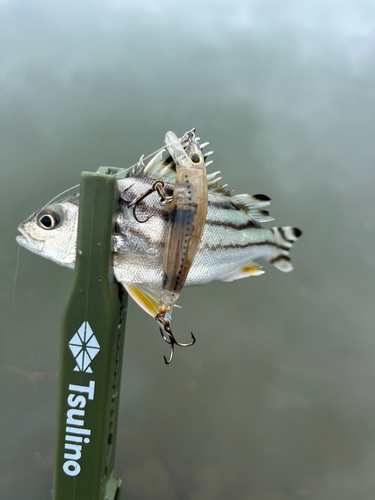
[266,227,302,272]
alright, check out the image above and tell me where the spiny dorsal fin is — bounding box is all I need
[207,176,222,188]
[142,150,166,175]
[140,149,177,182]
[132,136,216,185]
[207,171,221,182]
[127,135,273,223]
[134,153,273,221]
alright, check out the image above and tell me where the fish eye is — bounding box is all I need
[190,153,201,165]
[37,211,60,230]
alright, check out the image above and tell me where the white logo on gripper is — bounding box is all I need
[69,321,100,373]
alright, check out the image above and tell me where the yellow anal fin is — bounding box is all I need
[241,265,264,276]
[125,284,161,318]
[220,261,265,282]
[124,284,173,322]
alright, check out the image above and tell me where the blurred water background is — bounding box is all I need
[1,0,375,498]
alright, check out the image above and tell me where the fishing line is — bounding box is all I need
[127,145,166,169]
[12,248,40,394]
[38,148,166,210]
[41,183,81,210]
[13,245,21,316]
[12,246,25,350]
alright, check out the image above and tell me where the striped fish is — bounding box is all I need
[112,145,302,317]
[16,134,302,322]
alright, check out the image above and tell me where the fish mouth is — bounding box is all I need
[16,227,45,254]
[16,235,28,247]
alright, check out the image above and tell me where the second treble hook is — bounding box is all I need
[128,180,170,223]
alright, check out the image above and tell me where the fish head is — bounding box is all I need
[16,196,79,268]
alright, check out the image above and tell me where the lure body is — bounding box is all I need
[160,130,208,314]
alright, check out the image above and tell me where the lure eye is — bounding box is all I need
[37,211,60,230]
[190,153,201,165]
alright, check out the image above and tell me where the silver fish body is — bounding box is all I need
[16,138,302,319]
[114,176,280,287]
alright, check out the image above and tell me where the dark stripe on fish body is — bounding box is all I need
[205,239,283,252]
[121,208,284,247]
[208,199,240,211]
[121,224,166,247]
[118,183,283,247]
[122,225,289,252]
[206,218,261,230]
[134,205,261,230]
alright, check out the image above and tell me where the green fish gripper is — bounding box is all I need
[52,170,127,500]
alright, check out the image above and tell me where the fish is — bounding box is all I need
[16,131,302,328]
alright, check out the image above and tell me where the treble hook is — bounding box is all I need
[128,180,170,223]
[156,314,196,364]
[180,128,196,143]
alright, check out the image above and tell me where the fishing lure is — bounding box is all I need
[129,129,208,363]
